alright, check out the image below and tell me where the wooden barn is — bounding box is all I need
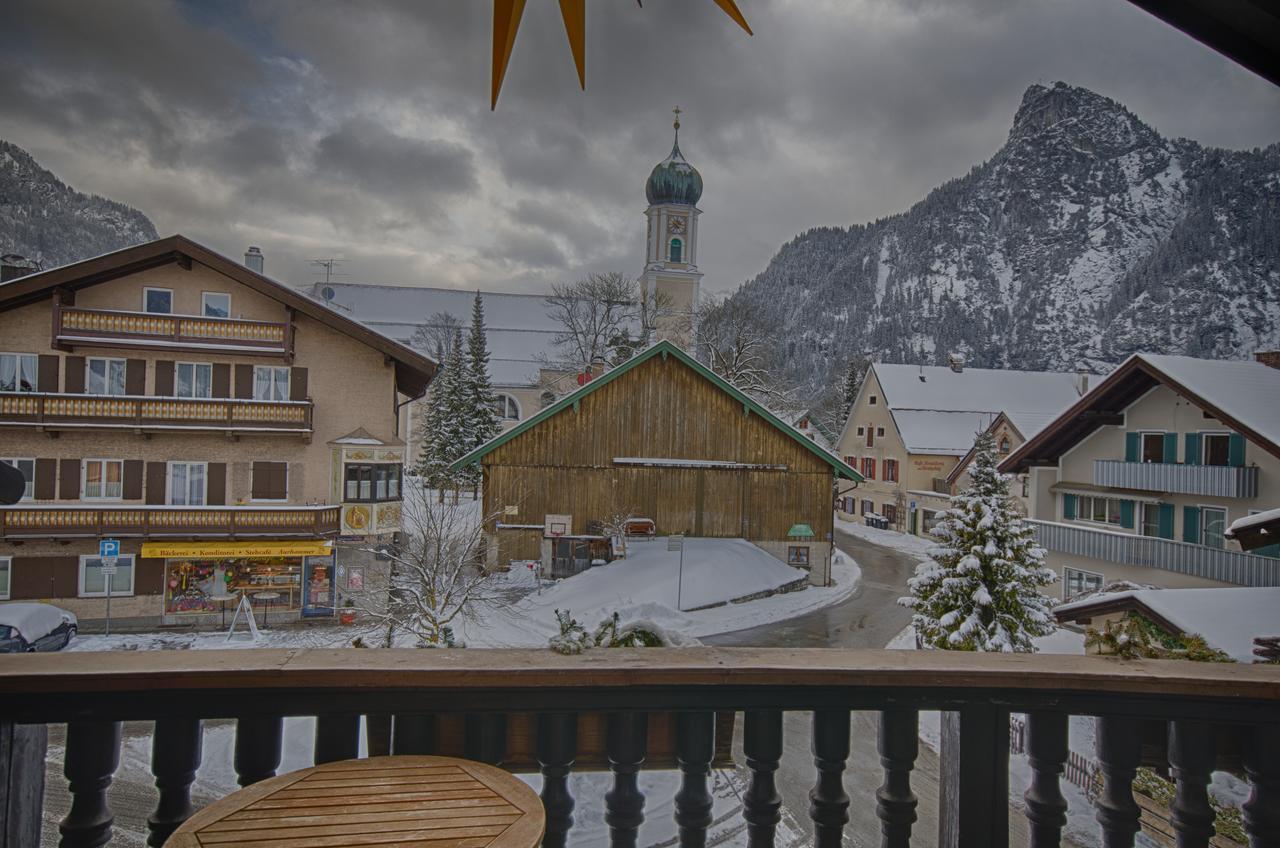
[452,340,861,586]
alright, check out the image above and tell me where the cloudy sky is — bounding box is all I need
[5,0,1280,296]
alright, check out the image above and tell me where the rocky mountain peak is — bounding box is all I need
[1007,81,1159,157]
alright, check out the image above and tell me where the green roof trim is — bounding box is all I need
[451,340,863,481]
[787,523,816,538]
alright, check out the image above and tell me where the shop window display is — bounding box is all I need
[164,558,305,615]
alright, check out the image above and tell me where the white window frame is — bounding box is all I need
[167,461,208,506]
[253,365,290,401]
[82,458,124,501]
[1063,566,1104,600]
[0,352,39,393]
[493,393,521,421]
[142,287,173,314]
[1076,494,1123,527]
[1140,501,1162,538]
[0,458,35,500]
[1200,505,1228,549]
[174,361,214,399]
[78,554,135,597]
[86,356,128,396]
[201,291,231,318]
[856,426,865,437]
[0,556,10,600]
[1139,430,1166,464]
[250,461,289,504]
[1200,431,1231,467]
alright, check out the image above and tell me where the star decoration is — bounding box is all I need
[491,0,752,109]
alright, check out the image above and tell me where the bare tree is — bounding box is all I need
[544,273,641,369]
[351,486,503,647]
[695,294,795,409]
[598,500,639,560]
[411,311,462,360]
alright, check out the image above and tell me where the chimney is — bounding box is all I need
[947,353,965,373]
[244,246,264,274]
[1255,351,1280,370]
[1,254,39,283]
[1074,368,1090,396]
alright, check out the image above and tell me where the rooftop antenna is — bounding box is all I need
[310,258,348,285]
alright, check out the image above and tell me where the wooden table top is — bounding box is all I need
[166,755,545,848]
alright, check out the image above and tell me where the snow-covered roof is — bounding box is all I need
[893,410,999,456]
[1136,354,1280,450]
[305,283,575,387]
[0,602,72,641]
[1231,508,1280,535]
[1055,587,1280,663]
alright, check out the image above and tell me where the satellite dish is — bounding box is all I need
[0,462,25,505]
[321,286,336,301]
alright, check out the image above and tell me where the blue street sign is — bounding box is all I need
[99,538,120,559]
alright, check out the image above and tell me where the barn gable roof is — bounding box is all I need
[452,340,863,481]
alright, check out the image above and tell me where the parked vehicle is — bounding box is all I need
[0,603,78,653]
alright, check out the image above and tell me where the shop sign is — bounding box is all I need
[141,541,333,558]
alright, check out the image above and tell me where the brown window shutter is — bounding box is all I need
[273,463,288,499]
[34,458,56,499]
[206,462,226,505]
[234,364,254,399]
[125,359,146,395]
[37,355,60,393]
[251,462,287,500]
[154,360,175,396]
[58,459,80,500]
[251,462,266,500]
[64,356,85,393]
[145,462,167,505]
[122,460,143,500]
[212,363,230,398]
[289,367,308,401]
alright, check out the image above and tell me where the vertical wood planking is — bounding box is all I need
[938,706,1009,848]
[313,714,360,765]
[537,713,578,848]
[605,712,648,848]
[674,712,716,848]
[147,718,202,847]
[809,709,851,848]
[391,713,436,755]
[59,720,121,848]
[464,713,507,765]
[233,716,282,787]
[0,721,46,848]
[1095,715,1143,848]
[876,708,919,848]
[1168,720,1216,848]
[743,710,784,848]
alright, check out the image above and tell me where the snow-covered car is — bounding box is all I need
[0,603,78,653]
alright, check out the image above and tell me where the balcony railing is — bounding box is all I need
[54,304,292,356]
[0,649,1277,848]
[0,391,312,435]
[0,504,340,540]
[1029,518,1280,586]
[1094,459,1259,499]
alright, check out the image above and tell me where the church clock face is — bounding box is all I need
[667,216,687,235]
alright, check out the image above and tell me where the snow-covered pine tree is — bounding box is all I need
[841,358,866,416]
[441,327,470,503]
[899,431,1057,652]
[463,293,500,495]
[413,340,448,489]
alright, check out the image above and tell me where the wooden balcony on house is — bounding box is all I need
[53,302,293,357]
[0,391,313,436]
[1,649,1277,848]
[1029,518,1280,586]
[0,504,340,540]
[1094,459,1260,499]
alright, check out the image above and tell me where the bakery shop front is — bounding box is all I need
[143,541,337,625]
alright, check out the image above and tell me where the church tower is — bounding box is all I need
[641,108,704,349]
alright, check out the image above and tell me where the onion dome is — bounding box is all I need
[645,114,703,206]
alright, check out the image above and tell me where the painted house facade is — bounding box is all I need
[835,361,1088,536]
[453,341,861,587]
[1000,353,1280,598]
[0,236,435,624]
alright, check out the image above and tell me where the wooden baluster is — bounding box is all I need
[809,709,851,848]
[939,705,1009,848]
[674,711,716,848]
[537,712,578,848]
[742,710,783,848]
[605,711,648,848]
[1242,723,1280,847]
[392,714,435,754]
[1168,720,1216,848]
[2,721,48,848]
[1024,711,1069,848]
[314,715,360,765]
[877,708,919,848]
[464,713,507,765]
[234,716,283,787]
[147,718,202,847]
[1095,715,1142,848]
[59,720,121,848]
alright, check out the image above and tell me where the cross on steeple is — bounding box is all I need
[673,106,682,136]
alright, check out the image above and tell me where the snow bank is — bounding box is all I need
[836,516,939,557]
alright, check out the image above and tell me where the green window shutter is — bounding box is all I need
[1184,432,1200,466]
[1228,433,1246,467]
[1162,432,1178,464]
[1157,503,1175,540]
[1124,432,1140,463]
[1183,506,1201,544]
[1063,494,1076,520]
[1119,500,1135,529]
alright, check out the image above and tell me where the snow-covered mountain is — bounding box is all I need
[0,140,157,270]
[733,82,1280,393]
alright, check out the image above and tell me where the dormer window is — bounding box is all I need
[999,437,1011,455]
[669,238,683,263]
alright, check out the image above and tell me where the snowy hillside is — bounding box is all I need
[734,82,1280,393]
[0,140,158,270]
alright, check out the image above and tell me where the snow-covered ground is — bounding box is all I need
[836,515,939,558]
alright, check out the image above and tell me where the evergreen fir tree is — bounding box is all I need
[841,358,866,416]
[899,431,1057,652]
[440,327,469,501]
[414,339,455,498]
[464,293,500,493]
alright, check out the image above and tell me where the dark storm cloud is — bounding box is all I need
[3,0,1279,294]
